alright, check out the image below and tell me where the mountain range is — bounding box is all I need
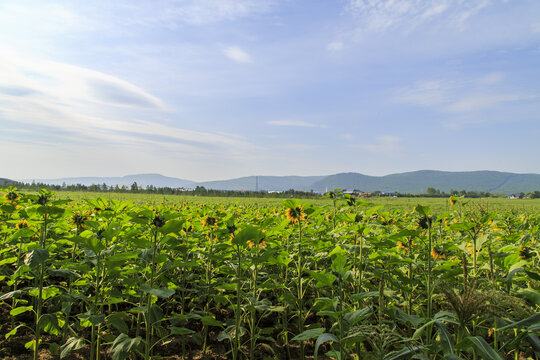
[15,170,540,194]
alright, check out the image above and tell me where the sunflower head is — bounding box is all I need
[202,215,217,228]
[3,190,19,203]
[152,214,166,228]
[71,212,89,227]
[286,206,305,224]
[431,247,446,260]
[397,241,408,251]
[17,220,30,229]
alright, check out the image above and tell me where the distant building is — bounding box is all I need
[343,189,362,197]
[507,193,523,199]
[381,191,398,197]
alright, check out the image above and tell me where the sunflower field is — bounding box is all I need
[0,188,538,360]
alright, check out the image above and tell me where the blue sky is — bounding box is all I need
[1,0,539,181]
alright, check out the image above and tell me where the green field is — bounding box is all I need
[0,188,538,360]
[53,190,540,214]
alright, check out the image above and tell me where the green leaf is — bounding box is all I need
[25,340,36,350]
[107,313,129,334]
[449,222,476,232]
[308,270,336,288]
[517,289,540,306]
[5,325,22,339]
[384,345,425,360]
[40,313,61,335]
[499,313,540,331]
[435,321,454,355]
[140,284,175,298]
[110,334,141,360]
[459,336,503,360]
[343,307,372,326]
[414,205,430,216]
[314,333,338,360]
[232,226,264,247]
[170,327,195,335]
[201,316,222,327]
[0,290,24,301]
[10,306,33,316]
[159,219,184,235]
[24,248,49,267]
[0,256,17,266]
[292,327,325,341]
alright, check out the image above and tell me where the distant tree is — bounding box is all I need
[131,182,139,192]
[528,191,540,199]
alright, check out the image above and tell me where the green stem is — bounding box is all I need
[297,220,304,359]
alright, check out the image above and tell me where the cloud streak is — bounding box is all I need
[347,0,493,33]
[359,135,401,154]
[0,48,253,155]
[393,73,539,114]
[223,46,252,63]
[266,120,326,128]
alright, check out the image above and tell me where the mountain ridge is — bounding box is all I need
[14,170,540,194]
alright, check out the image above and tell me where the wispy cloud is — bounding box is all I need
[266,120,326,128]
[359,135,401,154]
[0,48,253,155]
[347,0,492,33]
[327,41,344,51]
[223,46,252,63]
[394,73,539,114]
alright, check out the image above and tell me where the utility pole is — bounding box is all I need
[255,176,259,192]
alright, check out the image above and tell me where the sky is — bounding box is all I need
[1,0,539,181]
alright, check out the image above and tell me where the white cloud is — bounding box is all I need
[359,135,401,153]
[0,48,253,154]
[327,41,344,51]
[394,73,539,114]
[445,94,539,113]
[347,0,495,33]
[266,120,326,128]
[223,46,252,63]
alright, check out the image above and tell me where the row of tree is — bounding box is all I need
[7,181,540,199]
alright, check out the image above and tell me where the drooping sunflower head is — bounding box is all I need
[152,214,166,228]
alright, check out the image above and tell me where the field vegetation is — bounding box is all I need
[0,187,538,359]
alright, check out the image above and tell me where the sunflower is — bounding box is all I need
[202,215,217,228]
[16,220,30,229]
[71,212,89,227]
[397,241,408,251]
[286,206,306,224]
[152,214,166,228]
[3,191,19,203]
[431,247,446,260]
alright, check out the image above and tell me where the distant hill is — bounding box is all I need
[20,174,196,189]
[309,170,540,194]
[0,178,14,185]
[14,170,540,194]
